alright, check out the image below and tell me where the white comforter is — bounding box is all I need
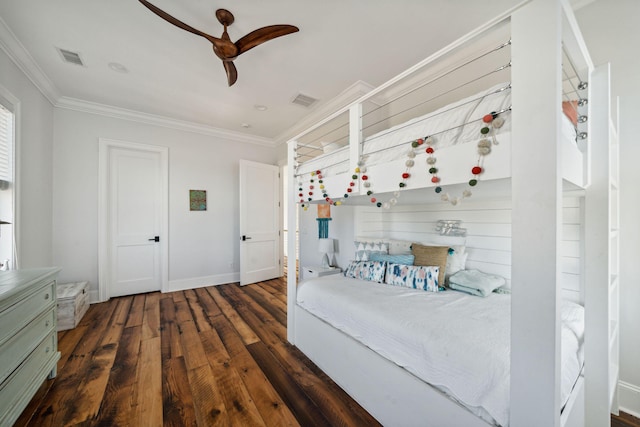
[296,275,584,427]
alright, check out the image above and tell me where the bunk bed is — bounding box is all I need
[285,0,619,426]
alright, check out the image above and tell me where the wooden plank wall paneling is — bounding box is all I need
[355,196,583,303]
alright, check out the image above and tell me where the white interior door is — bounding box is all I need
[99,140,168,300]
[239,160,280,286]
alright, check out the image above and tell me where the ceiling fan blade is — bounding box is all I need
[138,0,222,46]
[235,25,299,56]
[223,61,238,87]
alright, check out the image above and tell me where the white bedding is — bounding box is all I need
[297,82,577,177]
[296,275,584,427]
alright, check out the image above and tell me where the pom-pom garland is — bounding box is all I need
[299,168,345,209]
[298,110,506,210]
[435,111,502,205]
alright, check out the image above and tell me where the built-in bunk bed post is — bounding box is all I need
[287,139,298,343]
[510,0,563,425]
[585,63,616,427]
[349,103,363,191]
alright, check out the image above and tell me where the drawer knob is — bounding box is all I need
[45,320,50,327]
[46,347,50,353]
[45,293,50,300]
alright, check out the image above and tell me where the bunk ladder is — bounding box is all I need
[585,63,619,426]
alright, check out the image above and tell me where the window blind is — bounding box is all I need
[0,103,12,182]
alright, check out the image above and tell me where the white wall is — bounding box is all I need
[0,48,54,269]
[298,204,355,278]
[576,0,640,416]
[52,108,277,299]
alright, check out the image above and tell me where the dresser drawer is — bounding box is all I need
[0,331,59,427]
[0,307,56,384]
[0,280,55,346]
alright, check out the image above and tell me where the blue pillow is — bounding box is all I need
[369,253,415,265]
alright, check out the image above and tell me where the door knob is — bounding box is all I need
[148,236,160,242]
[242,235,252,241]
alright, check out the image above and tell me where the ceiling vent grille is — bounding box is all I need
[291,93,318,108]
[57,48,85,66]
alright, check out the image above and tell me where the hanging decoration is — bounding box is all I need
[316,203,332,238]
[297,109,507,210]
[432,111,504,205]
[360,137,425,209]
[299,169,342,211]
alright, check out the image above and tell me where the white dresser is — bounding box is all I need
[0,268,61,426]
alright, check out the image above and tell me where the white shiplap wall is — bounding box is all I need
[353,196,583,302]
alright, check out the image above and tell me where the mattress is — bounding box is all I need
[297,82,577,177]
[296,275,584,427]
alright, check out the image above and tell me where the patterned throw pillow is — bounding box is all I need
[344,260,387,283]
[354,241,389,261]
[385,263,440,292]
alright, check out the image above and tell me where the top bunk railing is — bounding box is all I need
[291,8,593,205]
[293,20,514,179]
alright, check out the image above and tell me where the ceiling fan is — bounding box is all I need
[138,0,299,86]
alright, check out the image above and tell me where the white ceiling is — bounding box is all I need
[0,0,632,146]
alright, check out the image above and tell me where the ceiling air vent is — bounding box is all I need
[291,93,318,108]
[57,48,85,66]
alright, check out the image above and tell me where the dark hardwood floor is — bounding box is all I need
[16,278,379,426]
[13,275,638,426]
[613,412,640,427]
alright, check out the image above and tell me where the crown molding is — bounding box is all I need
[0,15,59,105]
[0,14,380,149]
[0,15,275,147]
[274,80,377,145]
[56,97,277,147]
[569,0,598,11]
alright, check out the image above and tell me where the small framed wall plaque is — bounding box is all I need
[189,190,207,211]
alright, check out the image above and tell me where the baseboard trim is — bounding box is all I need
[619,381,640,418]
[90,273,239,302]
[89,290,100,304]
[166,273,240,293]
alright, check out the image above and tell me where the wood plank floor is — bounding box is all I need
[613,412,640,427]
[16,278,380,427]
[13,275,637,426]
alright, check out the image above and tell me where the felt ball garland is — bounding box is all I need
[298,109,506,210]
[436,111,504,205]
[358,137,423,209]
[299,169,343,211]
